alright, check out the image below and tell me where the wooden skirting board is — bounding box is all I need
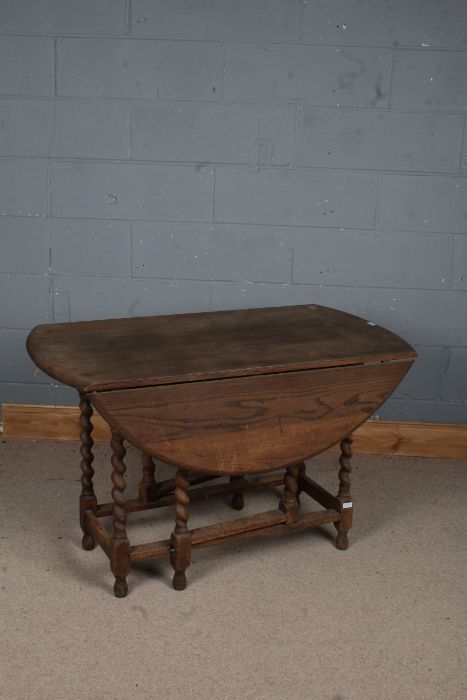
[2,403,466,459]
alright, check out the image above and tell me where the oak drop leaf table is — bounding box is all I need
[27,304,416,597]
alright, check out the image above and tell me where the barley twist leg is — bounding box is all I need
[110,430,130,597]
[79,394,97,551]
[336,435,353,550]
[170,469,192,591]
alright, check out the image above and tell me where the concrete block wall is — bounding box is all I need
[0,0,466,422]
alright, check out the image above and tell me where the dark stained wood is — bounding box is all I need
[190,509,286,546]
[110,430,131,598]
[131,539,171,561]
[129,508,341,561]
[296,462,306,500]
[26,304,416,393]
[91,360,412,475]
[170,469,191,591]
[138,452,158,503]
[195,509,340,549]
[156,472,218,498]
[84,511,111,558]
[279,464,300,523]
[96,473,283,517]
[79,394,97,551]
[230,476,245,510]
[335,435,353,550]
[132,509,288,561]
[25,304,416,595]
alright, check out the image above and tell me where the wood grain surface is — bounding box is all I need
[26,304,415,392]
[91,361,412,474]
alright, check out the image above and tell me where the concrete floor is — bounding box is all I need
[0,438,466,699]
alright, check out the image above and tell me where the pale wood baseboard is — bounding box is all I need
[2,403,466,459]
[3,404,111,442]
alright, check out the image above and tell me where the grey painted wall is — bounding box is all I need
[0,0,466,422]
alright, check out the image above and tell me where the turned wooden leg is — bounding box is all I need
[279,464,300,523]
[110,430,131,598]
[79,394,97,551]
[230,476,245,510]
[335,435,353,550]
[138,452,158,503]
[170,469,192,591]
[296,462,306,503]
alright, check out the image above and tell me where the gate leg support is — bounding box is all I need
[335,435,353,550]
[279,464,300,524]
[170,469,192,591]
[138,452,158,503]
[79,394,97,551]
[296,462,306,504]
[110,430,131,598]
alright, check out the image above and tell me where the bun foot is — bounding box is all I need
[114,576,128,598]
[335,532,349,550]
[82,533,95,551]
[231,492,244,510]
[172,571,187,591]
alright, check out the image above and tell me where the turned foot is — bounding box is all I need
[82,533,95,551]
[230,476,244,510]
[231,492,244,510]
[335,531,349,550]
[114,576,128,598]
[172,571,187,591]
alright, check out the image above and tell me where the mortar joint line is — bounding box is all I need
[49,275,55,323]
[448,233,456,291]
[47,101,58,160]
[364,288,372,319]
[289,243,294,284]
[125,0,132,36]
[387,48,397,108]
[211,166,216,223]
[291,102,300,167]
[46,159,53,220]
[2,154,466,180]
[297,0,305,41]
[374,171,383,229]
[3,210,467,237]
[209,280,214,311]
[129,102,133,159]
[53,36,58,97]
[457,115,467,174]
[2,31,467,53]
[2,93,467,118]
[220,42,226,103]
